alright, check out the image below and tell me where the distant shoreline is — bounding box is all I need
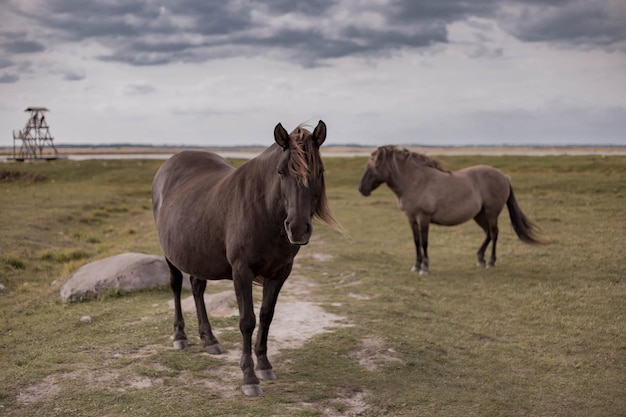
[1,145,626,159]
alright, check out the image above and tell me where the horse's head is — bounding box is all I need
[358,146,394,196]
[274,120,335,245]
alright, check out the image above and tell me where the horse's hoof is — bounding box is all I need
[257,369,276,380]
[419,270,429,276]
[476,261,486,268]
[206,343,223,355]
[242,384,263,396]
[410,265,419,272]
[173,339,188,350]
[487,264,495,269]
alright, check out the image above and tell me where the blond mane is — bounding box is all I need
[374,145,449,173]
[287,125,319,187]
[287,125,340,229]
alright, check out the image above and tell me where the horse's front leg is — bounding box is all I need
[409,219,424,273]
[255,268,289,380]
[410,216,430,275]
[232,265,262,396]
[418,219,430,275]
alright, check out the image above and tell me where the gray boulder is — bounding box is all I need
[60,253,170,302]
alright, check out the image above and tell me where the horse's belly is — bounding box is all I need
[172,253,232,280]
[432,214,471,226]
[161,232,232,280]
[431,201,480,226]
[190,256,232,280]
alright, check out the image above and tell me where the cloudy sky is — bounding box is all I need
[1,0,625,147]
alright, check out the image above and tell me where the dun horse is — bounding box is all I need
[358,145,541,275]
[152,121,337,396]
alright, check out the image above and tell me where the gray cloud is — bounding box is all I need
[498,0,626,48]
[262,0,336,15]
[389,0,498,23]
[0,73,19,83]
[24,0,152,39]
[3,0,626,69]
[467,45,504,59]
[124,83,156,96]
[2,39,45,54]
[62,70,85,81]
[0,58,14,69]
[0,0,450,67]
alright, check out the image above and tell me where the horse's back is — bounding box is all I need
[152,151,234,214]
[458,165,510,209]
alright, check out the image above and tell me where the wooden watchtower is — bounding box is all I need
[12,107,59,160]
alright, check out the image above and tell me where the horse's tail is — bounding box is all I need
[506,184,543,244]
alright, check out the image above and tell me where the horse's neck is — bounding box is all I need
[231,151,283,217]
[386,158,415,197]
[390,158,438,198]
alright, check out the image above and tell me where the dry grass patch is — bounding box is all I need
[1,155,624,417]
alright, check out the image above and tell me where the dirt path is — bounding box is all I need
[18,256,398,415]
[173,268,350,353]
[165,263,380,414]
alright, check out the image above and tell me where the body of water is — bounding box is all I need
[2,149,626,163]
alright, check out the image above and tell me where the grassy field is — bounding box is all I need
[1,154,624,416]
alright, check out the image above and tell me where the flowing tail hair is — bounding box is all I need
[506,185,543,244]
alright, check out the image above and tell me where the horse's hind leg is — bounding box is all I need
[190,276,223,355]
[166,259,188,349]
[488,223,499,268]
[474,213,491,267]
[474,212,499,268]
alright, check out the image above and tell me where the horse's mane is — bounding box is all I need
[287,124,340,229]
[287,125,320,188]
[375,145,449,173]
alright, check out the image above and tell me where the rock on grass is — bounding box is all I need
[60,253,170,302]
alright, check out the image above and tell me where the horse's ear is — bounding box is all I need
[274,123,290,150]
[312,120,327,147]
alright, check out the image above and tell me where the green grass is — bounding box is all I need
[1,155,625,416]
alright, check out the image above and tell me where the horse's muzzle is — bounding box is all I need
[358,185,371,196]
[284,220,311,245]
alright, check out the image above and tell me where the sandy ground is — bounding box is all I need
[170,267,351,354]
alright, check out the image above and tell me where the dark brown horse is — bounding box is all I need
[152,121,337,396]
[358,145,541,275]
